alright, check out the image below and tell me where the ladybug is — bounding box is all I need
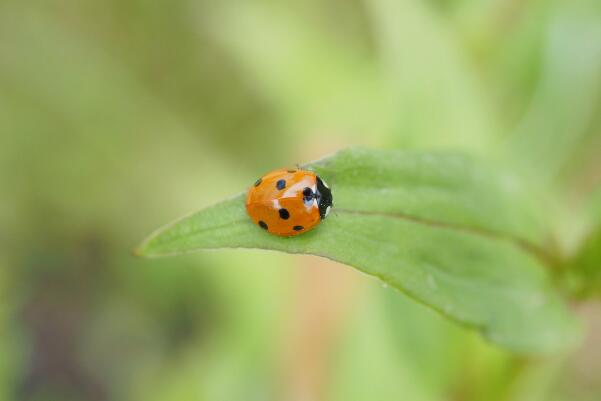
[246,168,333,237]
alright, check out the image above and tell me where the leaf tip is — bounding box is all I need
[133,235,156,258]
[132,243,147,258]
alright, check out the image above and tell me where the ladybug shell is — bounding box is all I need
[246,169,332,237]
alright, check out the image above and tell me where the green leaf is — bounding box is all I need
[570,229,601,298]
[506,1,601,185]
[567,188,601,298]
[137,148,580,354]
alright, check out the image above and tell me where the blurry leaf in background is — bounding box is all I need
[570,229,601,299]
[138,148,580,354]
[203,0,499,154]
[499,0,601,257]
[567,188,601,298]
[328,286,468,401]
[506,1,601,185]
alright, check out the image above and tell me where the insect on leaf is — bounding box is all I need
[136,147,580,354]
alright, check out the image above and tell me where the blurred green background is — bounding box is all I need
[1,0,601,400]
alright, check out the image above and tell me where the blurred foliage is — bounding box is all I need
[567,189,601,298]
[1,0,601,401]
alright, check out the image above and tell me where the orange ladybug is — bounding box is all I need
[246,169,333,236]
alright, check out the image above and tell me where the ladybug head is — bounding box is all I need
[315,176,333,219]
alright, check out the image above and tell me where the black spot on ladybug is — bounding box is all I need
[276,179,286,190]
[302,187,314,205]
[259,221,268,230]
[279,208,290,220]
[293,225,304,231]
[254,178,262,187]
